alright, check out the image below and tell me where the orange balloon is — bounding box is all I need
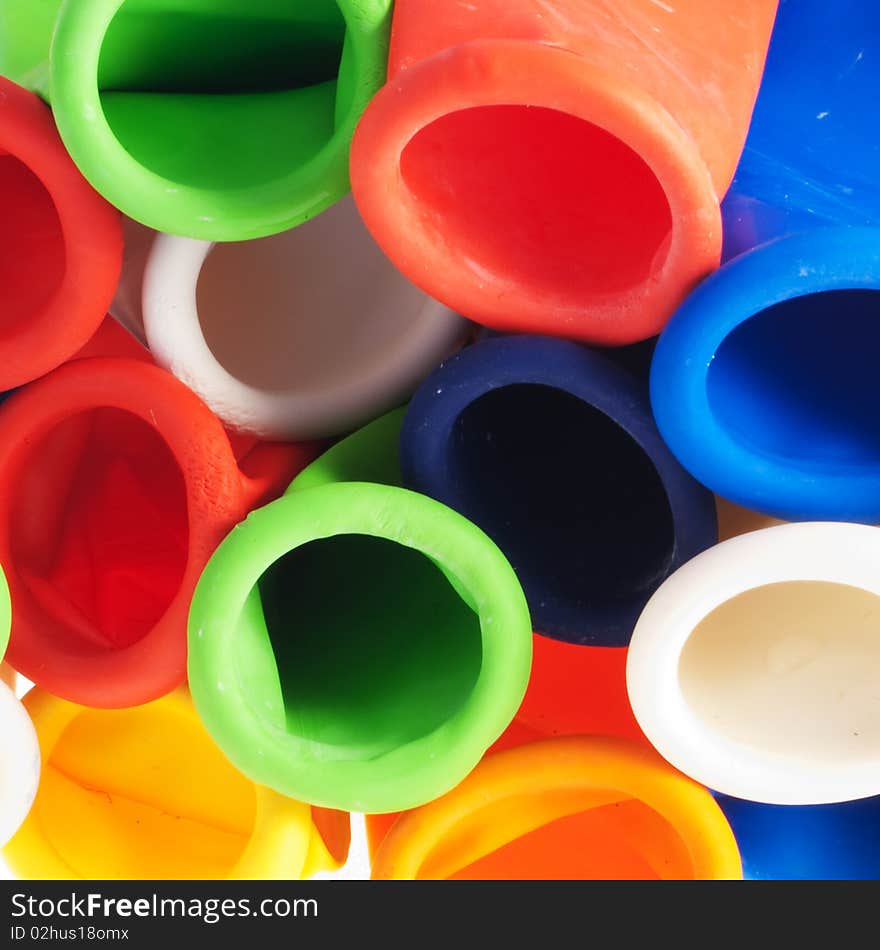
[352,0,777,344]
[371,736,741,880]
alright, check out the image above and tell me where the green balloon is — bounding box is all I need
[188,412,533,813]
[288,406,406,492]
[0,565,9,662]
[0,0,391,239]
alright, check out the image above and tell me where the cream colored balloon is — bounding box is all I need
[627,522,880,805]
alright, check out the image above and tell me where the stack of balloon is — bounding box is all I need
[1,0,878,882]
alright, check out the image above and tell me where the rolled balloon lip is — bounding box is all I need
[188,477,532,814]
[0,356,315,708]
[651,229,880,522]
[202,409,527,811]
[365,665,649,860]
[0,77,122,390]
[400,335,717,646]
[0,680,40,849]
[370,735,741,880]
[657,3,880,523]
[138,195,467,440]
[715,792,880,881]
[352,38,721,345]
[627,521,880,805]
[16,0,391,240]
[3,687,349,879]
[288,376,673,752]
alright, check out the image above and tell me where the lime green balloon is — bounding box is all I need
[0,565,9,662]
[188,412,533,813]
[0,0,392,239]
[289,406,406,492]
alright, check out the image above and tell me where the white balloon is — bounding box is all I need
[137,196,467,441]
[0,681,40,847]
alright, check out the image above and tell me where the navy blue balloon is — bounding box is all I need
[400,335,716,647]
[718,793,880,880]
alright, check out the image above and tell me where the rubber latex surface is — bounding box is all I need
[289,406,406,492]
[371,736,740,880]
[652,230,880,522]
[295,402,651,740]
[0,77,122,389]
[722,0,880,259]
[627,522,880,805]
[515,636,645,742]
[716,793,880,881]
[3,687,349,879]
[188,418,532,813]
[0,680,40,849]
[362,719,553,858]
[0,565,39,848]
[0,562,9,661]
[0,0,392,240]
[351,0,776,344]
[401,336,717,646]
[141,195,466,439]
[299,407,649,838]
[654,3,880,521]
[0,356,314,707]
[366,679,649,858]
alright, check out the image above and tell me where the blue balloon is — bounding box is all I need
[722,0,880,259]
[651,229,880,521]
[717,793,880,880]
[652,1,880,521]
